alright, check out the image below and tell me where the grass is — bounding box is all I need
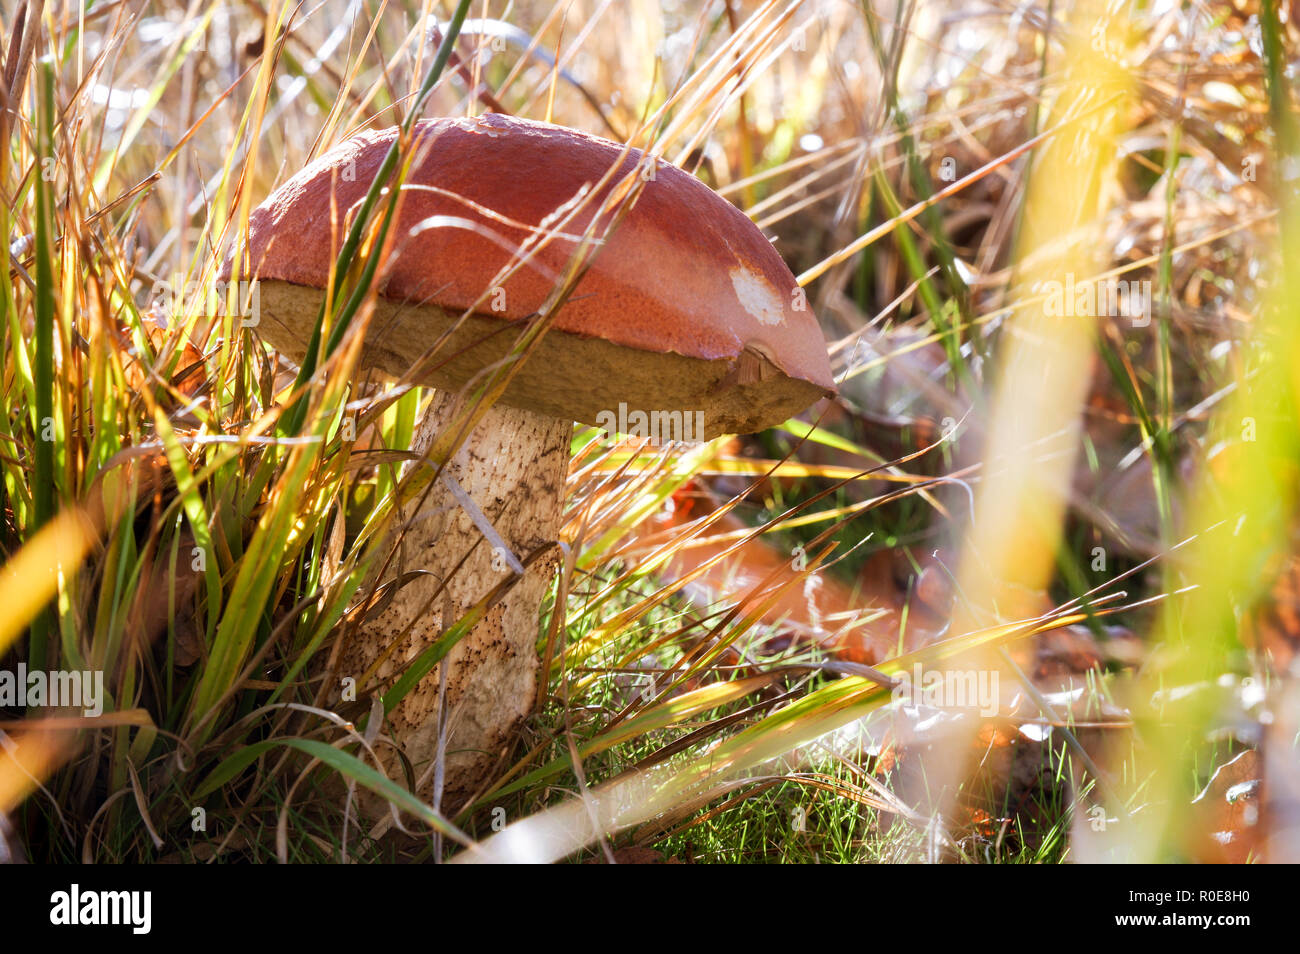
[0,0,1296,864]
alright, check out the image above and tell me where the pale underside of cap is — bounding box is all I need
[231,114,836,437]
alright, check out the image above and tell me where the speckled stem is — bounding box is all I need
[340,392,570,811]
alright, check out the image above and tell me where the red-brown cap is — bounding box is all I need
[228,113,835,437]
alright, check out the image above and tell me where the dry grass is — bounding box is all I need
[0,0,1296,863]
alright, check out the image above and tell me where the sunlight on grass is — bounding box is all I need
[0,0,1294,864]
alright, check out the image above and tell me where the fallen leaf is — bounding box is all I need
[1190,749,1264,864]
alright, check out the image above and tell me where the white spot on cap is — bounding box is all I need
[470,115,508,137]
[730,267,784,326]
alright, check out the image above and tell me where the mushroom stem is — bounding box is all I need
[344,391,571,809]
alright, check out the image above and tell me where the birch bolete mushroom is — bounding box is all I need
[229,113,835,808]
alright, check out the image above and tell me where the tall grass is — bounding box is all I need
[0,0,1295,863]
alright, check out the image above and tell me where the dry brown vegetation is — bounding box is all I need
[0,0,1297,863]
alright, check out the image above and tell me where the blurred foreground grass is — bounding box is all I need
[1,0,1297,863]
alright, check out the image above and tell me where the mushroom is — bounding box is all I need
[228,113,835,808]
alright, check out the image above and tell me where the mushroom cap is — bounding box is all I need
[227,113,835,437]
